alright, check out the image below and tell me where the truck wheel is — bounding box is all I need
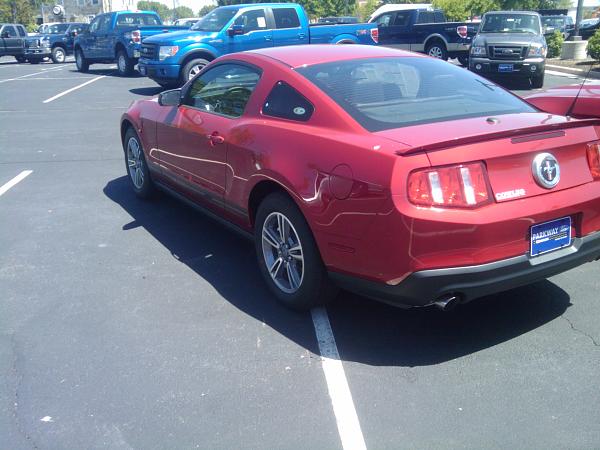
[75,49,89,72]
[254,192,338,311]
[15,55,25,63]
[531,73,544,89]
[181,58,209,84]
[51,46,66,64]
[426,41,448,61]
[117,50,135,76]
[457,55,469,66]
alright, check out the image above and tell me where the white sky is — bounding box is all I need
[157,0,216,14]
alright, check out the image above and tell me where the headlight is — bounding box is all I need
[528,45,547,57]
[41,38,51,47]
[159,45,179,61]
[470,45,487,56]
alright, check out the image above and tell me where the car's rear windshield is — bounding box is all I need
[192,8,239,32]
[481,13,541,34]
[116,14,161,27]
[46,23,69,34]
[296,57,536,132]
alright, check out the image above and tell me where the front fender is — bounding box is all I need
[176,42,220,64]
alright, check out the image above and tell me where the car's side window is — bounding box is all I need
[183,64,261,118]
[98,15,111,32]
[234,9,268,33]
[273,8,300,29]
[375,13,393,27]
[16,25,26,37]
[2,25,17,37]
[89,16,102,33]
[262,81,314,122]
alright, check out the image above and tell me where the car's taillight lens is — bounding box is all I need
[408,162,492,208]
[587,142,600,179]
[370,28,379,43]
[132,30,141,43]
[457,25,468,38]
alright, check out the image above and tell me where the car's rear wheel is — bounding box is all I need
[117,50,135,76]
[51,46,66,63]
[123,127,154,199]
[181,57,209,84]
[75,48,89,72]
[426,41,448,61]
[254,192,337,311]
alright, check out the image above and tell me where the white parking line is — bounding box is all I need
[0,170,32,197]
[43,75,106,103]
[545,69,581,79]
[311,307,367,450]
[0,66,64,83]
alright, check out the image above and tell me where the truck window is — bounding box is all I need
[183,64,261,118]
[434,11,445,23]
[192,8,239,32]
[17,25,26,37]
[98,15,111,32]
[116,14,161,27]
[263,81,314,122]
[375,13,394,27]
[2,25,17,37]
[234,9,268,33]
[273,8,300,29]
[89,16,102,33]
[47,23,70,34]
[417,11,434,24]
[393,12,411,26]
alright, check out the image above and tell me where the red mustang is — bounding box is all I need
[121,45,600,311]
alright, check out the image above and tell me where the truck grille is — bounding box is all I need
[140,43,158,60]
[489,46,527,60]
[25,39,40,48]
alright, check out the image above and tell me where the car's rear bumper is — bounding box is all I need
[469,57,545,77]
[329,231,600,308]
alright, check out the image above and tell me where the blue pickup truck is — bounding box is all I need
[74,11,187,76]
[138,3,379,87]
[370,8,478,65]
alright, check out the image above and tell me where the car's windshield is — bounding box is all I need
[46,23,69,34]
[297,57,536,132]
[192,8,239,32]
[481,13,541,34]
[542,17,566,28]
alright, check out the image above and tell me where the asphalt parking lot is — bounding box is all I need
[1,56,599,450]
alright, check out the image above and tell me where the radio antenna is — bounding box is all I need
[565,60,596,118]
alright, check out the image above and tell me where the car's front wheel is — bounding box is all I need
[426,41,448,61]
[255,192,337,311]
[123,127,154,199]
[181,57,209,85]
[531,72,544,89]
[75,48,89,72]
[51,46,66,63]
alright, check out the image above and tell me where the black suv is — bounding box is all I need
[469,11,547,89]
[0,23,27,62]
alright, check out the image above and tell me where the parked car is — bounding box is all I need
[469,11,547,89]
[369,7,478,65]
[73,11,187,76]
[24,22,85,63]
[174,18,201,27]
[0,23,27,62]
[138,3,378,87]
[121,45,600,311]
[541,15,574,39]
[526,84,600,118]
[580,18,600,40]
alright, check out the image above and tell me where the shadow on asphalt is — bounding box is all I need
[66,67,145,78]
[129,86,164,96]
[104,176,571,367]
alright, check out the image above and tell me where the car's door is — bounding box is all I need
[228,8,274,51]
[376,12,413,49]
[0,25,22,54]
[156,63,262,211]
[83,15,102,57]
[270,7,306,46]
[95,14,113,59]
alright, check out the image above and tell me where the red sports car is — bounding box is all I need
[526,84,600,119]
[120,45,600,311]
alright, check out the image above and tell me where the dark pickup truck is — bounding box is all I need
[0,23,27,62]
[369,8,478,64]
[25,22,85,64]
[73,11,187,76]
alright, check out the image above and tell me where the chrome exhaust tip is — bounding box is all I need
[433,295,459,311]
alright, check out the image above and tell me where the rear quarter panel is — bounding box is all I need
[308,23,377,44]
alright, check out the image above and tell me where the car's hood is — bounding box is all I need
[473,32,544,47]
[144,29,219,45]
[375,113,580,154]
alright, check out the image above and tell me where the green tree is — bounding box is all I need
[0,0,34,26]
[587,29,600,60]
[198,4,216,16]
[467,0,500,18]
[432,0,469,21]
[137,0,171,21]
[355,0,379,22]
[173,5,194,19]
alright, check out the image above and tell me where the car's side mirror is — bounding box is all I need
[0,31,9,39]
[158,89,182,107]
[227,24,245,37]
[69,30,78,37]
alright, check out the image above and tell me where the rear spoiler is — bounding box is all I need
[396,118,600,155]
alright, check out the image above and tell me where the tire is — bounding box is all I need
[180,57,210,85]
[457,55,469,66]
[254,192,337,311]
[117,50,135,76]
[51,46,66,64]
[123,127,154,199]
[75,48,89,72]
[14,55,25,63]
[426,41,448,61]
[531,72,544,89]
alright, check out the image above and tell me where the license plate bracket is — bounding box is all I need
[530,217,572,257]
[498,63,514,72]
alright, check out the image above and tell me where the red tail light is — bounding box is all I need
[408,162,492,208]
[370,28,379,43]
[132,30,141,43]
[457,26,468,38]
[587,142,600,179]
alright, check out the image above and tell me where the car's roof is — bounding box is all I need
[246,45,420,68]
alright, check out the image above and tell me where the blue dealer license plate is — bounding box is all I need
[530,217,572,257]
[498,64,513,72]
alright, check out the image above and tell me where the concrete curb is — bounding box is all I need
[546,63,600,80]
